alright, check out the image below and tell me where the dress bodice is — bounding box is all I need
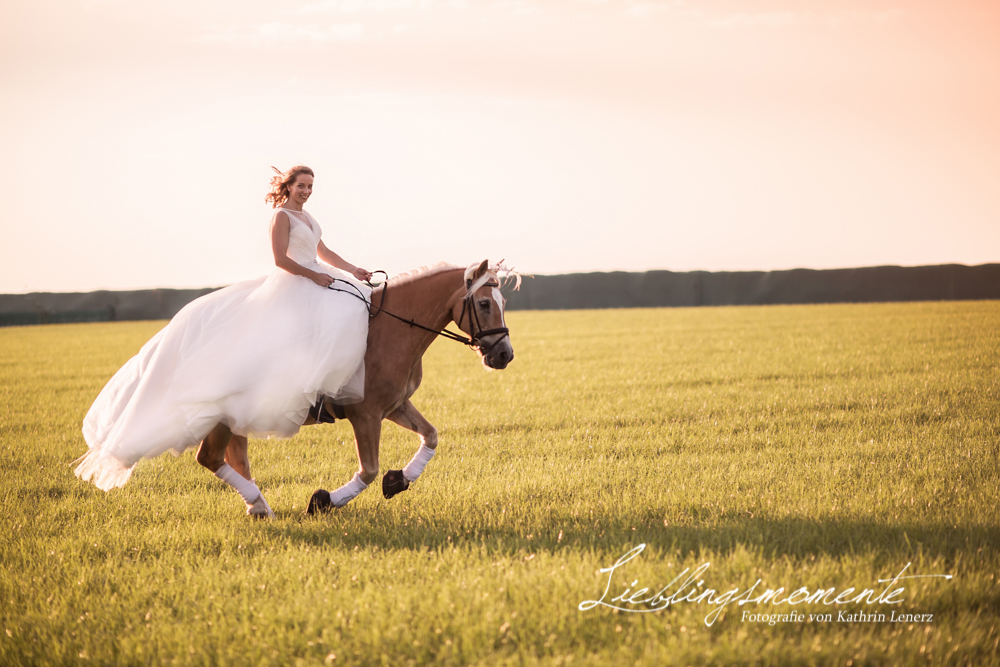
[280,208,321,266]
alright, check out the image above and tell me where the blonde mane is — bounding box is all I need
[388,261,522,295]
[388,263,463,288]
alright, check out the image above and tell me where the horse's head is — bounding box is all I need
[454,259,518,370]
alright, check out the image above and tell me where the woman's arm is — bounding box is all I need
[318,240,373,282]
[271,212,334,287]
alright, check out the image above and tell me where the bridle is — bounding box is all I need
[455,278,511,353]
[326,273,510,352]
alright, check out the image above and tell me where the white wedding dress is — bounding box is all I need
[76,209,370,491]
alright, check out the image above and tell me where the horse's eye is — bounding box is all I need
[478,299,491,311]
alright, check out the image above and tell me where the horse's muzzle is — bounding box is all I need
[483,338,514,369]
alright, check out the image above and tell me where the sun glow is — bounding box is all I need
[1,0,998,292]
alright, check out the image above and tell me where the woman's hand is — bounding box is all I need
[310,271,335,287]
[352,267,373,282]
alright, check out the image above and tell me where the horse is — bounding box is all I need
[193,259,518,517]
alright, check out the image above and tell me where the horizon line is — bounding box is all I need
[3,261,998,296]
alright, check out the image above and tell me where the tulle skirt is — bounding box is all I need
[77,265,370,490]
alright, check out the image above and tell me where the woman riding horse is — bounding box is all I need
[76,165,516,517]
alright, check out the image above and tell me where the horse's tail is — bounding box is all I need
[74,449,134,491]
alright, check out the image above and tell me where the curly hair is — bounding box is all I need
[265,165,315,208]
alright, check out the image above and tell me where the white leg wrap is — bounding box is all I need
[329,472,368,507]
[214,463,262,505]
[402,444,436,483]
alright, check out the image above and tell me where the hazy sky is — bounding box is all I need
[1,0,998,292]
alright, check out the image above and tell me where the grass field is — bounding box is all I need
[1,301,998,666]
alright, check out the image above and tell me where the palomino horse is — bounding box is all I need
[193,260,517,517]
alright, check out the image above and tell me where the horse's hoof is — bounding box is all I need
[382,470,410,499]
[306,489,333,515]
[246,494,275,519]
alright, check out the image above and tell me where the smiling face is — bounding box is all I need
[287,173,313,208]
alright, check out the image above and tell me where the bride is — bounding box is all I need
[76,165,372,516]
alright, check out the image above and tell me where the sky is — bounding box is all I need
[1,0,998,293]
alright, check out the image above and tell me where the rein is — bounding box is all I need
[325,272,510,351]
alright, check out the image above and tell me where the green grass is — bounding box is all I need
[1,301,998,666]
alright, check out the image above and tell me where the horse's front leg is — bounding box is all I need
[197,424,273,518]
[382,399,438,499]
[306,415,381,514]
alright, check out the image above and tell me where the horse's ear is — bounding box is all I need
[464,259,490,286]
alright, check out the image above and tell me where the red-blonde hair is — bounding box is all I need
[265,165,315,208]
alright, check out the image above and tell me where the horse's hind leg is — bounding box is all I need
[195,423,231,473]
[224,434,252,480]
[198,424,273,518]
[382,399,438,499]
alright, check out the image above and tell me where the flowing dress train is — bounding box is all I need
[76,209,370,490]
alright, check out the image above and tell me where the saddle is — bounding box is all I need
[307,395,346,424]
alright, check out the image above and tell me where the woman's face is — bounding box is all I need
[287,173,313,207]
